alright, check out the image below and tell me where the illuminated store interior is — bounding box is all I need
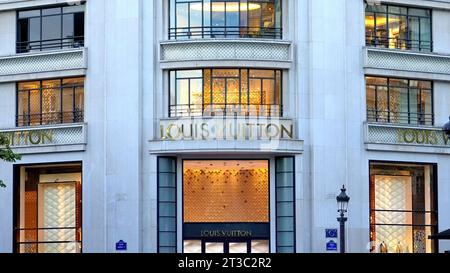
[370,162,438,253]
[183,160,270,253]
[14,163,82,253]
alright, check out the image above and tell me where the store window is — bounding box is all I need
[170,69,282,117]
[17,4,85,53]
[14,163,82,253]
[183,160,270,254]
[365,4,431,52]
[370,162,438,253]
[169,0,282,39]
[17,77,84,127]
[366,76,433,126]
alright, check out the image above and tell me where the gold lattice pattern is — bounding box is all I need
[184,162,269,223]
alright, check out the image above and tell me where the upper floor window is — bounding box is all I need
[169,0,282,40]
[365,4,431,52]
[17,4,85,53]
[366,76,433,126]
[170,68,282,117]
[17,77,84,127]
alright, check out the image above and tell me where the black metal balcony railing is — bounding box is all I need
[366,35,432,52]
[169,26,282,40]
[367,109,434,126]
[15,227,81,253]
[16,111,84,127]
[16,36,85,53]
[170,104,283,117]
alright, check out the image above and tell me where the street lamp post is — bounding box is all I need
[336,185,350,253]
[444,117,450,138]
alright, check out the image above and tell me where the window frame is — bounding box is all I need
[169,0,283,40]
[169,68,283,117]
[365,3,432,52]
[16,77,85,127]
[16,3,85,53]
[365,76,434,126]
[369,161,439,254]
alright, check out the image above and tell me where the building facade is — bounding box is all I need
[0,0,449,253]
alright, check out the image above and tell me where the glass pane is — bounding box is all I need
[63,14,74,39]
[19,10,40,19]
[376,86,388,122]
[375,13,388,48]
[229,243,248,253]
[277,188,293,202]
[177,79,189,106]
[277,231,294,246]
[176,3,189,28]
[205,242,224,253]
[159,232,176,246]
[159,173,176,188]
[366,84,376,121]
[29,17,41,42]
[159,203,176,217]
[365,12,375,45]
[248,1,261,37]
[261,2,275,31]
[159,218,176,232]
[177,70,202,78]
[252,240,269,254]
[409,87,419,125]
[62,88,74,123]
[190,2,203,38]
[211,2,225,37]
[420,18,431,51]
[159,157,176,173]
[42,8,61,16]
[250,69,275,78]
[277,202,294,217]
[74,86,84,122]
[226,78,240,104]
[408,17,420,50]
[203,69,211,105]
[63,5,85,13]
[30,89,41,125]
[42,15,62,49]
[212,78,226,115]
[190,78,203,115]
[421,89,432,125]
[184,240,202,253]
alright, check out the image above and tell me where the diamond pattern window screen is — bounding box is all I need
[276,157,295,253]
[158,157,177,253]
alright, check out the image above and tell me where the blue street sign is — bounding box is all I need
[116,240,127,251]
[326,240,338,251]
[326,229,338,238]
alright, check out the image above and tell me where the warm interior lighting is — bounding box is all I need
[191,3,261,12]
[183,160,269,223]
[365,17,400,28]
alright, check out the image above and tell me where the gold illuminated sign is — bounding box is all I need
[2,130,54,146]
[397,128,450,146]
[201,230,253,238]
[160,118,294,141]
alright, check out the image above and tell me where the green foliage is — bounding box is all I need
[0,134,22,187]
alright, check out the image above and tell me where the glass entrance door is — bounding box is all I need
[184,239,269,254]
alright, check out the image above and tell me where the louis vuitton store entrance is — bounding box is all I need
[157,157,296,253]
[182,160,270,253]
